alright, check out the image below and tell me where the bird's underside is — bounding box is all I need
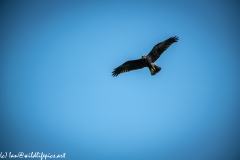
[112,36,179,77]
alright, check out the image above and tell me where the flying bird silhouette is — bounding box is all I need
[112,36,179,77]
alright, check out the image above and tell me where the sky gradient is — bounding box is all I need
[0,0,240,160]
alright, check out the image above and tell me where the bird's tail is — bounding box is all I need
[149,65,161,76]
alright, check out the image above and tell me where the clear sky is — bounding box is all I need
[0,0,240,159]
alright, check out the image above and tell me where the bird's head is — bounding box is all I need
[141,55,147,59]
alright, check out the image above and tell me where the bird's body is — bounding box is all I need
[112,36,179,77]
[141,55,161,75]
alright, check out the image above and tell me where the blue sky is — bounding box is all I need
[0,0,240,159]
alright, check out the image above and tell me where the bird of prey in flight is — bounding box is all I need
[112,36,179,77]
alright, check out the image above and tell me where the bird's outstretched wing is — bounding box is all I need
[147,36,179,62]
[112,59,146,77]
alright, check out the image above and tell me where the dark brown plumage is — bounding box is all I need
[112,36,179,77]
